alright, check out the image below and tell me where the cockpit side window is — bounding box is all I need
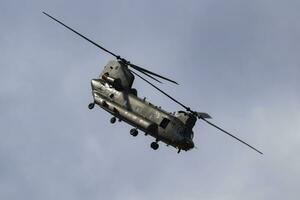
[160,118,170,129]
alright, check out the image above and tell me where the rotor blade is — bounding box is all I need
[130,63,178,85]
[131,68,162,83]
[130,70,188,110]
[199,117,263,155]
[43,12,179,85]
[132,69,262,155]
[43,12,118,58]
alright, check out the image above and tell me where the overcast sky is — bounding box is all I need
[1,0,300,199]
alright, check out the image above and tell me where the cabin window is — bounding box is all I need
[160,118,170,129]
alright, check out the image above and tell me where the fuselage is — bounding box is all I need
[91,79,194,151]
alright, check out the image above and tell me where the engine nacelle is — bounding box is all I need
[101,73,123,91]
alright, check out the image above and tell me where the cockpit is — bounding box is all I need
[174,111,196,139]
[180,127,194,139]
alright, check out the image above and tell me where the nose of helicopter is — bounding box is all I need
[183,139,194,150]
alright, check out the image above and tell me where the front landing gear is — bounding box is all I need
[88,102,95,109]
[151,142,159,150]
[130,128,138,137]
[110,117,116,124]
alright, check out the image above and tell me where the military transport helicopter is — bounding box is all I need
[43,12,263,154]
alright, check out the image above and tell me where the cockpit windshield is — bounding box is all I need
[190,131,194,139]
[185,131,194,139]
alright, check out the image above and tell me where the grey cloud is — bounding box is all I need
[1,0,300,200]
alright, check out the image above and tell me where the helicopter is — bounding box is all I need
[43,12,263,154]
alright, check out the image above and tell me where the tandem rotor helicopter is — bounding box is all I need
[43,12,263,154]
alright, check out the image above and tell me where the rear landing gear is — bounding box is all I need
[130,128,138,137]
[151,142,159,150]
[110,117,116,124]
[88,102,95,109]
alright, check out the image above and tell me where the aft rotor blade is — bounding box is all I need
[199,117,263,155]
[130,63,178,85]
[43,12,118,57]
[131,69,262,155]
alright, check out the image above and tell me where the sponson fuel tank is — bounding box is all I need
[93,91,157,134]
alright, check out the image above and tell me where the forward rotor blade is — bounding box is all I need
[131,68,162,83]
[130,63,178,85]
[130,70,188,109]
[43,12,118,57]
[199,117,263,155]
[43,12,179,85]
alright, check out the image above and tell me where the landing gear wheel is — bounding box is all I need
[88,102,95,109]
[150,142,159,150]
[110,117,116,124]
[130,128,138,137]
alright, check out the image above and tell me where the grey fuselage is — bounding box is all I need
[91,60,195,151]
